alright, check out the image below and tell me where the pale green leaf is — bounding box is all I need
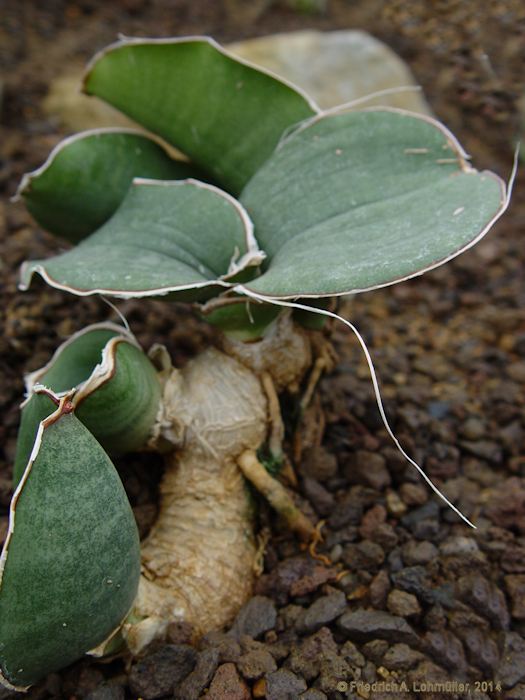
[240,110,507,298]
[0,404,140,689]
[20,179,262,300]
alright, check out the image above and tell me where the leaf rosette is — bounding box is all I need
[16,37,507,310]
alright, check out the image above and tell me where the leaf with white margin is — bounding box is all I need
[16,129,205,243]
[0,394,140,690]
[83,37,317,194]
[13,323,161,487]
[240,109,507,298]
[20,178,264,300]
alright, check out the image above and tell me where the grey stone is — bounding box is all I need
[498,632,525,689]
[369,569,391,608]
[382,643,424,671]
[387,589,421,617]
[423,630,466,672]
[265,669,308,700]
[316,652,351,694]
[401,540,438,566]
[174,647,219,700]
[206,663,250,700]
[229,31,431,113]
[456,574,510,630]
[85,687,125,700]
[340,640,366,668]
[237,648,277,680]
[287,627,338,681]
[439,536,480,557]
[391,565,435,605]
[342,540,385,569]
[295,590,347,634]
[301,476,335,516]
[229,595,277,640]
[300,690,328,700]
[361,639,388,663]
[337,609,419,646]
[352,450,391,491]
[129,644,197,700]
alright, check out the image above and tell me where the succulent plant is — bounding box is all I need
[1,36,508,690]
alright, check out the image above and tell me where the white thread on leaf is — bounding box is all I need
[234,285,476,529]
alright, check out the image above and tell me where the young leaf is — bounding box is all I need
[240,109,507,298]
[20,179,263,300]
[83,37,317,194]
[13,324,161,487]
[0,398,140,689]
[17,129,202,243]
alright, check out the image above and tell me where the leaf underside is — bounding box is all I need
[0,412,140,688]
[21,179,259,300]
[20,130,201,243]
[240,110,506,297]
[84,38,316,194]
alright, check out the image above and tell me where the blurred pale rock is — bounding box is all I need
[43,31,430,132]
[43,65,137,131]
[229,30,431,113]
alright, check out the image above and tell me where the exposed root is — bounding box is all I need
[307,519,332,567]
[238,449,315,542]
[261,371,285,459]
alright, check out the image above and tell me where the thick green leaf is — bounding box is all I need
[17,129,202,243]
[75,339,161,455]
[83,37,317,194]
[0,402,140,689]
[21,179,262,299]
[240,109,507,298]
[13,325,161,487]
[200,299,281,341]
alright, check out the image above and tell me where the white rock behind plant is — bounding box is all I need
[229,30,430,113]
[43,30,430,132]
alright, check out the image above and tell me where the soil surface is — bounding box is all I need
[1,2,525,699]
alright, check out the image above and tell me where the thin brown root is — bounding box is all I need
[299,336,338,414]
[238,449,315,541]
[335,568,351,582]
[299,356,328,415]
[308,519,332,566]
[261,371,285,459]
[279,456,298,488]
[254,527,271,577]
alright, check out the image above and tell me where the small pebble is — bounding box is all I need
[387,589,421,617]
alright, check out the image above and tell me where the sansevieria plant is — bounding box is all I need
[1,37,509,690]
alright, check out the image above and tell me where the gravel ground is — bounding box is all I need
[1,1,525,698]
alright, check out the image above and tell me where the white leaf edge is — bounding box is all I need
[19,178,264,299]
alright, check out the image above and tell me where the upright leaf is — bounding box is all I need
[0,399,140,689]
[84,37,317,194]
